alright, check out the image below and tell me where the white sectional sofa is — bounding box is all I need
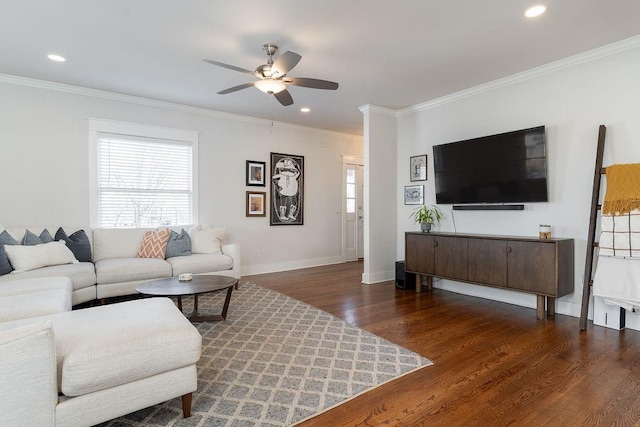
[0,225,241,305]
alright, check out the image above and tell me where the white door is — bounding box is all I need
[344,162,364,261]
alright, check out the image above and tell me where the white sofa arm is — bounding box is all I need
[0,320,58,426]
[221,243,241,279]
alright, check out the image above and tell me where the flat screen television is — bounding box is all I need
[433,126,548,205]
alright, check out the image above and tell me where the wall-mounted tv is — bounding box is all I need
[433,126,548,206]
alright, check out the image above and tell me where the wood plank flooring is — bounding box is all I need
[245,261,640,426]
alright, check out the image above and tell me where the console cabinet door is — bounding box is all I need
[468,238,507,287]
[406,234,435,274]
[507,241,556,295]
[434,236,468,281]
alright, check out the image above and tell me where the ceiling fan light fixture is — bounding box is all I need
[255,78,286,94]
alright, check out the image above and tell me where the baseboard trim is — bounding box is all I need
[241,256,346,276]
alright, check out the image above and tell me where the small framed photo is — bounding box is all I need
[246,191,266,217]
[404,185,424,205]
[246,160,266,187]
[410,155,427,182]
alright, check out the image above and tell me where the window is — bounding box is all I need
[346,169,356,213]
[89,119,198,228]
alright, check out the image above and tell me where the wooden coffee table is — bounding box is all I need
[136,275,238,322]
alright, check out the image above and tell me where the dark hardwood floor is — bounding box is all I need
[245,261,640,426]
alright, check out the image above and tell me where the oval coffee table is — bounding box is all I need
[136,275,238,322]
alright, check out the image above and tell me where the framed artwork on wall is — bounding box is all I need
[410,154,427,182]
[246,160,266,186]
[404,185,424,205]
[270,152,304,225]
[246,191,266,217]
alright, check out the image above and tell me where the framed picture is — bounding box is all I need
[246,160,266,186]
[270,152,304,225]
[410,154,427,182]
[246,191,266,217]
[404,185,424,205]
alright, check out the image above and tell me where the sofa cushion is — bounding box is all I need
[167,253,233,276]
[0,263,96,293]
[55,228,92,263]
[92,228,154,262]
[137,229,171,259]
[0,230,19,246]
[4,241,78,273]
[165,229,191,258]
[0,277,72,322]
[188,225,226,254]
[48,298,200,396]
[95,258,172,285]
[22,229,44,245]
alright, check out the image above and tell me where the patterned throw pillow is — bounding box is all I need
[137,229,171,259]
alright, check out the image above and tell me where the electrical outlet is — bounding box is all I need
[253,250,260,259]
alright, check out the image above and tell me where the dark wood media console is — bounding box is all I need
[405,232,574,319]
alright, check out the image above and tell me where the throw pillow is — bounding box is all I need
[55,228,92,262]
[0,230,19,246]
[4,241,78,273]
[0,230,19,276]
[188,225,226,254]
[39,229,55,243]
[137,229,171,259]
[165,229,192,258]
[22,229,44,245]
[0,244,12,276]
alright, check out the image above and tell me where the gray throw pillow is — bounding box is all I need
[165,229,192,258]
[0,230,18,275]
[22,229,44,245]
[55,228,92,262]
[39,229,55,243]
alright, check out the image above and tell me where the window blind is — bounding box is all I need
[97,133,193,228]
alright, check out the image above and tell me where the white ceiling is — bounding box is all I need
[2,1,640,135]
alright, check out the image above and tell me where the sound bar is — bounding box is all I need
[453,204,525,211]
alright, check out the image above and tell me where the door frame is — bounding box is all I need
[342,155,365,262]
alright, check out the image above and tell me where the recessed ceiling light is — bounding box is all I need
[525,5,546,18]
[300,107,310,113]
[47,54,66,62]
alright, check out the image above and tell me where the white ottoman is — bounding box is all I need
[0,297,202,426]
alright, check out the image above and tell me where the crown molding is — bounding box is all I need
[0,73,362,140]
[359,104,398,117]
[398,34,640,116]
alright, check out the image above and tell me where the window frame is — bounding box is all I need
[88,118,199,228]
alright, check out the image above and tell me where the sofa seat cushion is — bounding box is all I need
[0,262,96,292]
[167,253,233,276]
[95,258,172,285]
[0,277,72,322]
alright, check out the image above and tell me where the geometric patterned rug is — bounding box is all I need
[102,282,433,426]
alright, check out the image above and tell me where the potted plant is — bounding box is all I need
[410,205,445,232]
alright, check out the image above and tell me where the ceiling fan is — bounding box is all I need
[203,44,339,106]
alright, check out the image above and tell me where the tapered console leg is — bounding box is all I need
[536,295,545,320]
[182,392,193,418]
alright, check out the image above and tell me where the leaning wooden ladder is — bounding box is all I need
[579,125,607,330]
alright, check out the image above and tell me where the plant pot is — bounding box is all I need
[420,223,432,233]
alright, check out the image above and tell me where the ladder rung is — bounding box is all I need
[601,167,607,174]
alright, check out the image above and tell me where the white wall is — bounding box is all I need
[0,79,363,275]
[395,39,640,328]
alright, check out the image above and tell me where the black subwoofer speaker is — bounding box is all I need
[395,261,414,289]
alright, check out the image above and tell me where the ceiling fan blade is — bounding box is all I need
[203,59,255,75]
[217,82,255,95]
[274,89,294,106]
[271,51,302,77]
[287,77,339,90]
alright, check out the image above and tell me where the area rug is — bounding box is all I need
[103,282,433,426]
